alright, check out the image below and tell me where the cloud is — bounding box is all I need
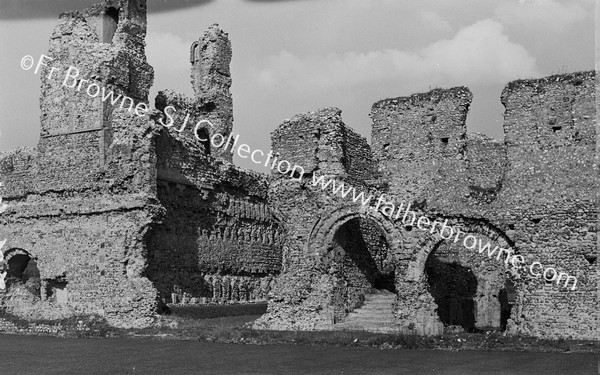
[146,31,190,72]
[418,11,453,33]
[0,0,213,20]
[255,19,540,93]
[495,0,589,33]
[146,31,193,95]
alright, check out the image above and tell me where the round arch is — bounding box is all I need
[3,248,34,263]
[404,217,521,332]
[305,204,404,260]
[4,248,37,279]
[190,41,200,63]
[405,217,518,282]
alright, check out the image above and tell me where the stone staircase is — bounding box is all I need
[333,290,402,333]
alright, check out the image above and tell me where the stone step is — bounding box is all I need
[350,310,393,314]
[347,314,395,319]
[338,318,394,323]
[348,311,394,317]
[345,315,394,320]
[353,307,393,312]
[334,324,402,333]
[333,290,399,333]
[339,321,396,327]
[361,300,395,305]
[350,308,393,313]
[364,296,396,301]
[362,300,395,305]
[358,299,395,304]
[347,312,394,317]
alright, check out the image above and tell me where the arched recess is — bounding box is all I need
[406,218,520,333]
[102,7,119,43]
[190,41,200,63]
[194,127,211,155]
[3,248,41,296]
[306,204,403,259]
[406,218,516,282]
[305,205,404,322]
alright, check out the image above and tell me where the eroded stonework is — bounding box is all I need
[255,77,598,340]
[0,0,597,339]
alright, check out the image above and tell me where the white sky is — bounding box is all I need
[0,0,595,172]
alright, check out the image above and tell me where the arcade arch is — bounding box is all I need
[407,219,519,332]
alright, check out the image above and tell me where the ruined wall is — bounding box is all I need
[0,0,596,339]
[1,4,284,327]
[496,72,598,339]
[365,73,598,339]
[463,134,506,208]
[0,0,161,328]
[145,26,282,305]
[262,71,598,340]
[331,218,392,322]
[146,125,282,303]
[188,24,234,162]
[254,109,390,331]
[271,108,374,184]
[370,88,472,205]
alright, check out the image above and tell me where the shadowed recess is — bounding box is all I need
[0,0,214,20]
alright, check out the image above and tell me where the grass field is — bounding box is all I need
[1,304,598,374]
[0,333,597,375]
[167,302,268,320]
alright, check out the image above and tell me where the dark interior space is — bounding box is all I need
[425,254,477,332]
[334,218,395,293]
[330,217,395,322]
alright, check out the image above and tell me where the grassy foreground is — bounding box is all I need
[1,334,597,375]
[1,304,598,354]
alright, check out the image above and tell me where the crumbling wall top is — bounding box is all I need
[372,86,472,111]
[272,107,373,182]
[501,70,595,104]
[190,23,232,101]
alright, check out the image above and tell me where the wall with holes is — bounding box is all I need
[368,71,598,339]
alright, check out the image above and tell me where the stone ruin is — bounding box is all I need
[0,0,597,340]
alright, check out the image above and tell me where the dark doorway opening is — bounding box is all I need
[195,128,211,155]
[7,254,31,279]
[102,7,119,43]
[5,250,41,296]
[425,255,477,332]
[499,279,515,331]
[330,217,394,322]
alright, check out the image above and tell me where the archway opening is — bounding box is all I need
[5,250,40,297]
[328,217,394,322]
[7,254,30,279]
[424,239,515,333]
[102,7,119,43]
[190,42,199,63]
[195,128,211,155]
[499,279,515,331]
[425,255,477,332]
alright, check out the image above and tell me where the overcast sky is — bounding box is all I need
[0,0,595,171]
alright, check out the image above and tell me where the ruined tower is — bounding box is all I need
[190,25,234,161]
[153,24,234,161]
[0,0,160,328]
[38,0,154,182]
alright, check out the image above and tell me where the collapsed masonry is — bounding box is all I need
[0,0,597,339]
[0,0,281,328]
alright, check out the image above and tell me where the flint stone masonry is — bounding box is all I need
[0,0,597,340]
[0,0,280,328]
[256,73,598,340]
[271,108,375,184]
